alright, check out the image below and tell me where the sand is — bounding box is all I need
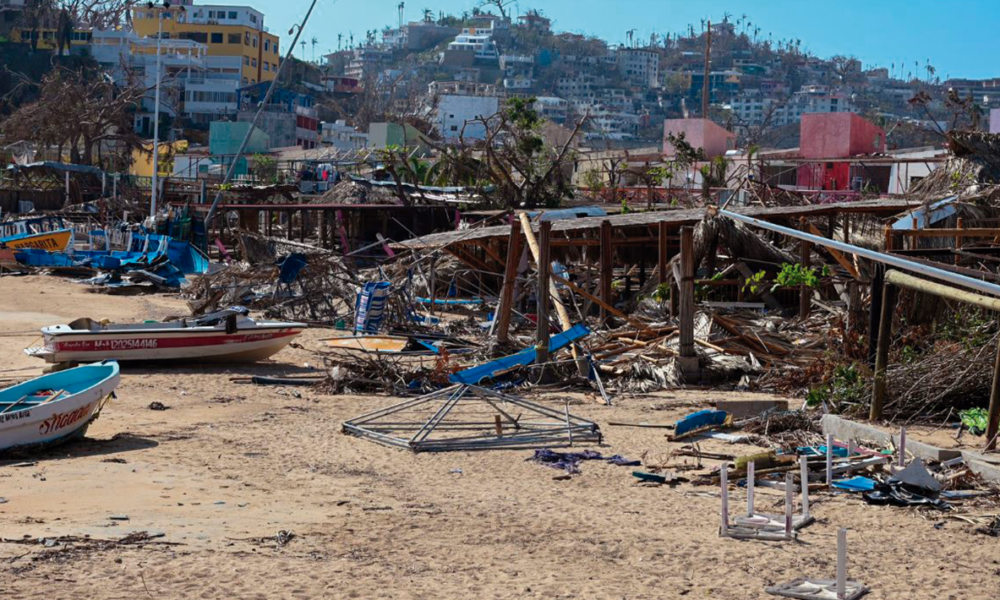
[0,275,995,599]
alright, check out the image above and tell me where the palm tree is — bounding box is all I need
[311,37,318,62]
[300,40,306,57]
[626,29,635,47]
[422,7,432,22]
[337,33,343,50]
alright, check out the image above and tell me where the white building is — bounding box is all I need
[447,27,499,61]
[615,48,660,89]
[322,120,368,151]
[436,94,500,140]
[726,87,859,128]
[533,96,569,123]
[585,108,640,140]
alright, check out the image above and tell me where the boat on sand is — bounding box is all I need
[0,361,120,453]
[25,307,306,364]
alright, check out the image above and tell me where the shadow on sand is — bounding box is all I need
[0,431,159,465]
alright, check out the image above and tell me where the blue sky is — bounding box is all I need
[222,0,999,80]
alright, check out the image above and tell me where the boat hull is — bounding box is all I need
[27,327,303,364]
[0,362,120,453]
[1,229,73,252]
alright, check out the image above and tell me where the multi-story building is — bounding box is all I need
[322,120,369,151]
[428,80,497,98]
[725,87,858,129]
[446,27,499,62]
[344,46,393,79]
[533,97,569,124]
[381,21,458,51]
[435,95,500,140]
[615,47,659,89]
[91,29,215,131]
[131,1,279,87]
[237,83,319,149]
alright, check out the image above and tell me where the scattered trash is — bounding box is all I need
[148,402,169,411]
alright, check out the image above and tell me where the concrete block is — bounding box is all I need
[715,399,789,419]
[960,451,1000,483]
[819,415,961,462]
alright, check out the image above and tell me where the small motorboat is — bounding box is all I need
[0,361,120,453]
[25,307,306,364]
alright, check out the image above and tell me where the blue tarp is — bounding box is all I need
[449,324,590,385]
[674,410,728,437]
[415,297,483,306]
[832,476,877,492]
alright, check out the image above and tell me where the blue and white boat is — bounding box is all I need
[0,361,120,453]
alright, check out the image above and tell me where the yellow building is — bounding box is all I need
[132,2,279,86]
[10,28,93,51]
[131,140,190,178]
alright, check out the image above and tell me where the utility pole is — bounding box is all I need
[151,5,165,220]
[701,20,712,118]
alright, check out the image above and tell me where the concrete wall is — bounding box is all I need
[437,95,500,140]
[800,113,885,159]
[663,118,735,159]
[991,108,1000,134]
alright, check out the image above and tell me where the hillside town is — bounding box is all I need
[4,1,1000,599]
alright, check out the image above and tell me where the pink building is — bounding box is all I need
[799,113,885,160]
[663,118,735,159]
[797,113,886,191]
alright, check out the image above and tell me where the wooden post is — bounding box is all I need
[658,221,668,284]
[679,226,695,360]
[985,339,1000,450]
[536,221,552,369]
[955,217,964,265]
[867,264,885,367]
[799,218,812,319]
[299,209,306,243]
[600,220,613,321]
[495,221,522,344]
[286,210,293,240]
[870,281,896,421]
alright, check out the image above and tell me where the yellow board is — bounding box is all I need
[324,336,409,353]
[3,230,73,252]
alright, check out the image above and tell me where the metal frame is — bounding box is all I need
[342,384,602,452]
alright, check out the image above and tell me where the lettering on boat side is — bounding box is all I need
[1,409,30,423]
[11,237,60,250]
[38,402,93,435]
[94,339,159,350]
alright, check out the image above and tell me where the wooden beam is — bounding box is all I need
[679,226,695,359]
[518,213,584,374]
[807,222,860,279]
[600,220,613,321]
[550,273,652,333]
[536,221,552,369]
[495,221,522,344]
[870,281,896,421]
[658,220,669,284]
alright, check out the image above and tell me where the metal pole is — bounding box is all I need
[720,209,1000,298]
[536,221,552,370]
[204,0,320,229]
[986,341,1000,450]
[151,8,163,219]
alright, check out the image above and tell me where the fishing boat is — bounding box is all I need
[0,228,74,252]
[0,215,75,252]
[25,307,306,364]
[0,361,120,453]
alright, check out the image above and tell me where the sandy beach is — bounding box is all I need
[0,275,995,599]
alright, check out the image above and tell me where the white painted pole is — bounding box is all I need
[826,434,835,488]
[746,461,755,516]
[720,466,729,535]
[847,438,855,457]
[836,528,848,599]
[800,455,810,520]
[784,471,794,538]
[898,427,907,467]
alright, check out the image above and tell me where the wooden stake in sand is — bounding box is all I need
[837,528,848,599]
[746,460,755,516]
[784,472,794,540]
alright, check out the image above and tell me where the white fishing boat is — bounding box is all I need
[0,361,120,453]
[25,308,306,364]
